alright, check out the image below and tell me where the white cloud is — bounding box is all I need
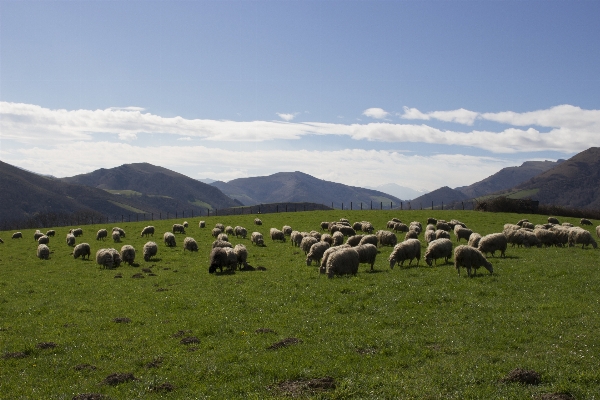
[118,132,137,141]
[362,108,389,119]
[400,106,430,121]
[177,136,192,141]
[276,112,298,121]
[401,106,477,125]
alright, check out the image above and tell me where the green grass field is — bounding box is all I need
[1,210,598,399]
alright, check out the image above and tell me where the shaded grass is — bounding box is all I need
[0,210,599,398]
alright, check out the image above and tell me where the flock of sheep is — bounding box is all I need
[4,215,598,278]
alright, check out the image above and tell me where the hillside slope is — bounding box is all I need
[62,163,240,210]
[212,171,403,207]
[410,186,471,208]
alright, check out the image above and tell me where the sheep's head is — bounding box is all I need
[209,264,218,274]
[306,258,312,266]
[425,257,433,267]
[484,261,493,274]
[389,258,396,269]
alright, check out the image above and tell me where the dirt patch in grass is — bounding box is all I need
[148,273,157,276]
[145,357,163,368]
[273,376,336,396]
[149,382,175,392]
[36,342,57,349]
[102,372,137,386]
[156,288,169,292]
[142,268,152,273]
[501,368,541,385]
[267,337,302,350]
[72,394,109,400]
[2,351,28,359]
[131,273,145,279]
[74,363,97,371]
[163,267,170,270]
[113,317,131,324]
[171,330,191,338]
[114,273,122,278]
[180,336,200,345]
[356,347,377,355]
[538,393,574,400]
[255,328,276,334]
[256,266,267,271]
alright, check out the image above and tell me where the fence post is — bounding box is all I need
[361,202,362,210]
[160,213,161,219]
[122,215,123,223]
[92,217,93,225]
[380,202,382,210]
[176,212,177,219]
[286,205,287,212]
[342,203,344,210]
[183,211,185,218]
[432,201,434,210]
[371,201,372,210]
[277,205,278,213]
[462,202,464,210]
[128,214,130,222]
[304,205,306,211]
[401,202,403,210]
[390,202,392,210]
[192,210,194,218]
[442,202,444,210]
[332,202,334,209]
[151,213,153,221]
[351,202,352,210]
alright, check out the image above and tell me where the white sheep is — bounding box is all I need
[112,230,121,243]
[361,221,374,233]
[251,232,264,246]
[324,247,359,278]
[71,228,83,237]
[596,225,600,238]
[319,244,351,274]
[254,218,262,225]
[568,228,598,249]
[332,231,344,246]
[359,234,378,247]
[215,223,225,231]
[217,233,229,242]
[211,228,222,238]
[212,240,233,248]
[164,232,177,247]
[454,245,493,277]
[436,221,451,232]
[183,221,189,228]
[424,238,453,266]
[453,226,473,242]
[112,227,126,238]
[346,234,364,247]
[120,245,136,265]
[516,219,529,227]
[233,244,248,269]
[300,236,318,255]
[580,218,592,226]
[521,222,535,230]
[290,231,303,247]
[467,233,482,248]
[234,226,247,238]
[562,222,574,227]
[425,229,437,244]
[547,217,560,225]
[46,230,56,237]
[34,230,44,241]
[96,248,114,268]
[377,230,398,247]
[37,244,50,260]
[477,233,507,257]
[73,243,91,259]
[306,241,330,266]
[172,224,186,234]
[282,225,292,236]
[12,232,23,239]
[404,231,419,241]
[354,243,378,271]
[141,226,155,237]
[66,233,76,247]
[392,223,409,233]
[435,230,451,240]
[199,221,206,228]
[534,228,560,247]
[321,233,334,246]
[96,229,108,241]
[225,226,234,235]
[209,247,237,273]
[388,239,421,269]
[38,235,50,245]
[183,237,199,252]
[270,228,286,242]
[320,221,330,231]
[143,241,158,261]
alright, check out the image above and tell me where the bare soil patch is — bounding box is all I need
[145,357,163,369]
[72,394,109,400]
[255,328,276,334]
[538,393,574,400]
[101,372,137,386]
[74,363,97,371]
[114,273,122,279]
[267,337,302,350]
[148,273,157,276]
[273,376,336,396]
[149,382,175,392]
[180,336,200,345]
[156,288,169,292]
[142,268,152,273]
[356,347,377,355]
[2,351,28,359]
[257,266,267,271]
[501,368,541,385]
[171,330,191,338]
[36,342,58,350]
[131,273,145,279]
[112,317,131,324]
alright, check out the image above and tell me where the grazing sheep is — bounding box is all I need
[388,239,421,269]
[212,240,233,249]
[12,232,22,239]
[108,248,122,268]
[425,229,437,244]
[359,234,378,247]
[426,224,436,231]
[392,223,409,233]
[361,222,374,233]
[336,226,355,237]
[96,229,108,241]
[112,231,121,243]
[71,228,83,237]
[346,234,364,247]
[163,232,176,247]
[225,226,234,235]
[120,245,136,265]
[309,230,322,241]
[377,230,398,247]
[324,247,359,278]
[172,224,186,234]
[504,223,520,231]
[234,226,248,238]
[251,232,264,246]
[300,236,319,255]
[353,221,363,231]
[340,218,350,224]
[386,221,396,229]
[534,228,560,247]
[183,221,189,228]
[141,226,155,237]
[306,241,330,265]
[215,223,225,231]
[568,228,598,249]
[522,222,535,230]
[290,231,303,247]
[320,221,330,231]
[0,238,3,243]
[270,228,286,242]
[209,247,237,273]
[409,222,422,234]
[46,230,55,237]
[112,227,126,238]
[211,228,222,238]
[424,238,453,266]
[254,218,262,225]
[321,233,334,246]
[282,225,292,236]
[516,219,529,227]
[427,218,437,225]
[66,233,76,246]
[217,233,229,242]
[34,230,44,241]
[468,233,482,248]
[391,218,401,223]
[581,218,593,226]
[37,244,50,260]
[319,244,351,273]
[143,241,158,261]
[597,225,600,238]
[38,235,50,245]
[562,222,574,227]
[233,244,248,269]
[183,237,199,252]
[435,230,451,240]
[73,243,91,259]
[454,245,493,277]
[449,219,467,229]
[453,226,473,242]
[332,231,344,246]
[404,231,419,241]
[548,217,560,225]
[521,230,542,248]
[354,243,378,271]
[95,248,114,268]
[199,221,206,228]
[477,233,507,257]
[436,221,451,232]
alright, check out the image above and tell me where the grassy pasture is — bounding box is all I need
[0,210,599,399]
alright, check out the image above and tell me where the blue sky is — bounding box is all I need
[2,0,599,192]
